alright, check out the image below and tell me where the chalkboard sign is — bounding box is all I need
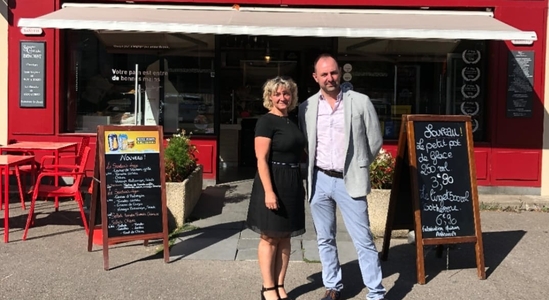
[413,121,475,238]
[382,115,485,285]
[88,125,169,270]
[104,148,163,237]
[20,41,46,108]
[506,50,534,118]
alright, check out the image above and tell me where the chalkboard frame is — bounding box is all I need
[88,125,169,271]
[381,114,485,284]
[19,41,46,108]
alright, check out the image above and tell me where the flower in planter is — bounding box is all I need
[165,129,198,182]
[369,148,396,190]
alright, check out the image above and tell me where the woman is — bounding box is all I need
[246,76,306,300]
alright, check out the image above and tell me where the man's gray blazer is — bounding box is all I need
[298,90,383,200]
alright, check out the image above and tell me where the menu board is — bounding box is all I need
[88,125,169,270]
[103,130,163,237]
[506,50,534,118]
[20,41,46,108]
[412,121,475,239]
[382,115,485,285]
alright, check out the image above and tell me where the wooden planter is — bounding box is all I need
[166,165,203,228]
[368,189,408,238]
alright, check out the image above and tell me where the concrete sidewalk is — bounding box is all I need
[1,180,548,300]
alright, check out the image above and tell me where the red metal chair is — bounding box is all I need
[4,150,36,210]
[22,146,91,240]
[38,136,91,171]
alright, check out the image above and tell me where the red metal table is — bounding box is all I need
[0,142,79,211]
[0,155,36,243]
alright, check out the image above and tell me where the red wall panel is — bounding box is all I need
[473,149,489,181]
[492,150,541,182]
[8,0,59,136]
[191,138,217,179]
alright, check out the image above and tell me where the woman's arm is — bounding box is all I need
[255,136,278,210]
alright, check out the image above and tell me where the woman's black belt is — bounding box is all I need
[315,166,344,179]
[271,161,300,168]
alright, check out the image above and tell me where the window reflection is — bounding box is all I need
[338,38,486,141]
[65,31,215,135]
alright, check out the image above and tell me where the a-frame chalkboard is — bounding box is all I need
[381,115,485,284]
[88,125,169,270]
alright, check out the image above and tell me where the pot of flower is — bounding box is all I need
[165,129,203,229]
[368,148,407,238]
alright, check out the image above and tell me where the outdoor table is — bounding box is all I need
[0,155,36,243]
[0,142,79,212]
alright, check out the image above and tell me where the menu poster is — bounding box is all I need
[506,50,534,118]
[413,121,475,238]
[88,125,169,271]
[20,41,46,108]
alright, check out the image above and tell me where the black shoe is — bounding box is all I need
[261,286,280,300]
[321,289,341,300]
[276,284,293,300]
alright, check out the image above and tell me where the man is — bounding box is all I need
[298,54,386,300]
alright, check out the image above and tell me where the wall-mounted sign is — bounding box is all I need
[511,40,534,46]
[20,41,46,108]
[506,50,534,118]
[20,27,43,36]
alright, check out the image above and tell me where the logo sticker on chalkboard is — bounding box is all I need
[462,50,482,64]
[461,84,481,99]
[461,67,481,82]
[460,102,480,116]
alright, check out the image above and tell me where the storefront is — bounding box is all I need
[8,1,547,192]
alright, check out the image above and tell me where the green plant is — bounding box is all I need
[164,129,198,182]
[369,148,396,189]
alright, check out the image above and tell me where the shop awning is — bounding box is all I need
[18,3,538,42]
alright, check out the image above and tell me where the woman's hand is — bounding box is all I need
[265,192,278,210]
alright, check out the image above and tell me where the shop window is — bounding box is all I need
[64,31,215,135]
[338,38,487,141]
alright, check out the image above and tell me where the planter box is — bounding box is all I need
[166,165,203,228]
[368,189,408,238]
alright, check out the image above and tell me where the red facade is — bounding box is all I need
[7,0,548,186]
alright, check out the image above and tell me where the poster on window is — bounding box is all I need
[506,50,534,118]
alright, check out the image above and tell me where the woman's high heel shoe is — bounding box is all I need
[276,284,293,300]
[261,286,280,300]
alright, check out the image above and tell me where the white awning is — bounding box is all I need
[18,3,538,41]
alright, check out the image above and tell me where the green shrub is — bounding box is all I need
[164,129,198,182]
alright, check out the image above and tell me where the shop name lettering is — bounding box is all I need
[22,45,42,58]
[111,69,168,82]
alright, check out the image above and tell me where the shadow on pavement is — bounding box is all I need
[189,184,249,221]
[294,230,526,300]
[104,221,245,270]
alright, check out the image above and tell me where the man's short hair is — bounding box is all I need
[313,53,338,73]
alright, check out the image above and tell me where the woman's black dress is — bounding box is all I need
[246,113,306,238]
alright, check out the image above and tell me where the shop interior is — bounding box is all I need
[63,32,486,183]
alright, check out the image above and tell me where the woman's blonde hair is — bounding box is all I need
[262,76,299,112]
